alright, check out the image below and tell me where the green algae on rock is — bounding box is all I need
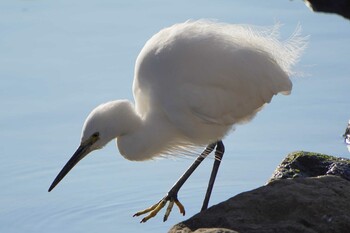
[269,151,350,183]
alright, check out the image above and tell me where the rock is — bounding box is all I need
[304,0,350,20]
[170,176,350,233]
[170,225,238,233]
[169,152,350,233]
[269,151,350,183]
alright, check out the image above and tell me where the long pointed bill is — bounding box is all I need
[48,143,92,192]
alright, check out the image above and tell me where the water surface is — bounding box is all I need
[1,1,350,232]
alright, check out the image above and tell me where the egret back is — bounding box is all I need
[133,20,306,145]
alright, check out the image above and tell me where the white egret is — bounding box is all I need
[48,20,307,223]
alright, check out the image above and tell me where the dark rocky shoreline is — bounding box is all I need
[169,152,350,233]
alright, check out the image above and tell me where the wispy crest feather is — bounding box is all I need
[181,20,308,76]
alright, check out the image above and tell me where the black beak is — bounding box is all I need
[48,143,92,192]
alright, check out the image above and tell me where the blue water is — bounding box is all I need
[1,1,350,232]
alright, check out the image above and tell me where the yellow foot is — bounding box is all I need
[133,195,185,223]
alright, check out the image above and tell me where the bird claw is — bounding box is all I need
[133,194,185,223]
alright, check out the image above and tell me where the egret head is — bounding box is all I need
[48,100,139,192]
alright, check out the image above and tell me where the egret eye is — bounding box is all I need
[90,132,100,145]
[92,132,100,138]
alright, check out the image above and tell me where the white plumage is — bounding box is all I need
[125,20,304,159]
[49,20,307,222]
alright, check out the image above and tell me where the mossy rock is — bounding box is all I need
[268,151,350,183]
[170,176,350,233]
[170,152,350,233]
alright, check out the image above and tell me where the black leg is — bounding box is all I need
[167,142,217,198]
[134,142,216,222]
[201,140,225,211]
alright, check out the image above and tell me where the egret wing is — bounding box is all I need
[133,21,299,143]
